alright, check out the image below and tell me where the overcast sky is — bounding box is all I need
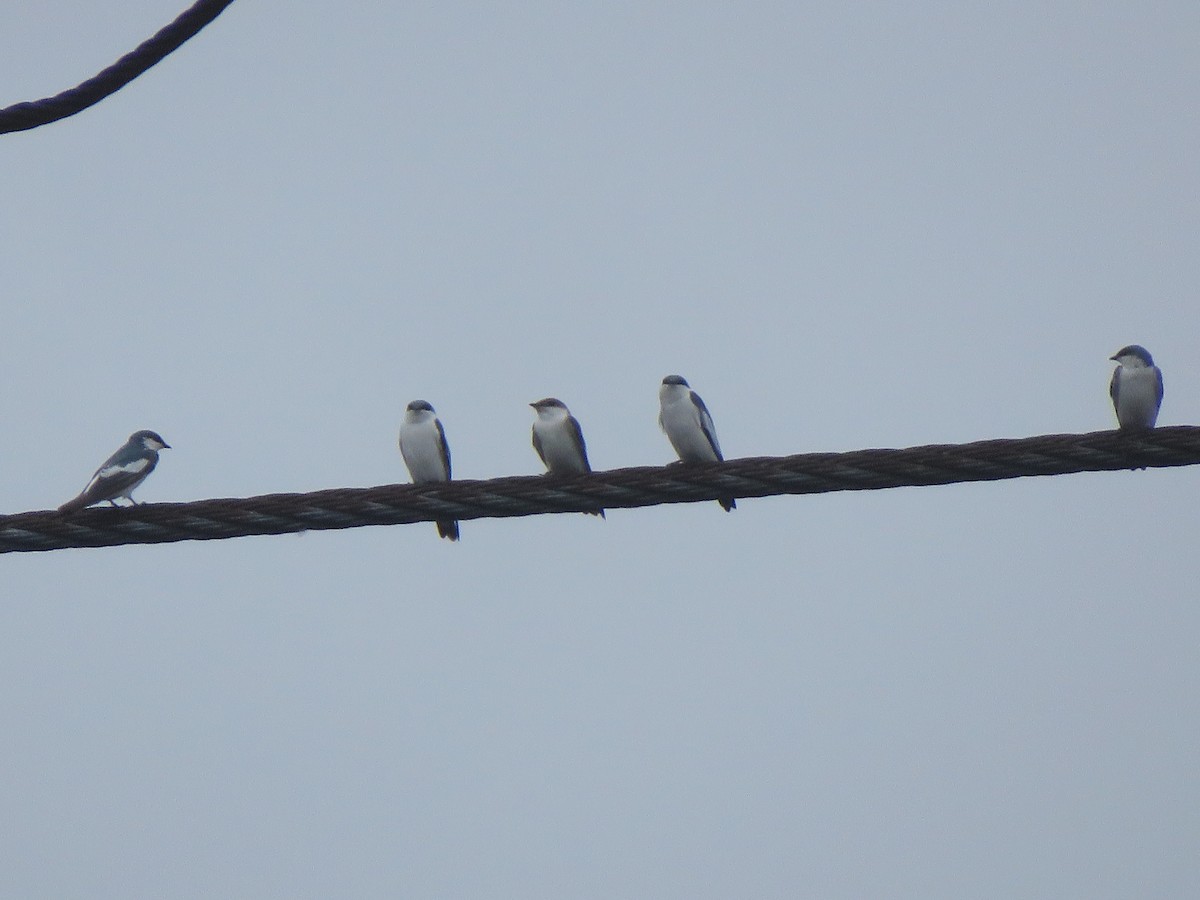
[2,2,1198,897]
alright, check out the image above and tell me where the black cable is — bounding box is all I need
[0,0,236,135]
[2,427,1195,553]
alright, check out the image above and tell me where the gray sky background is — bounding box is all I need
[2,2,1198,897]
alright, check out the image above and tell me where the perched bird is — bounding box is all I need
[658,375,735,511]
[530,397,604,518]
[398,400,459,541]
[1109,344,1163,431]
[58,429,170,514]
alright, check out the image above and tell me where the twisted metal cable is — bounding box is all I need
[0,0,235,135]
[1,427,1196,554]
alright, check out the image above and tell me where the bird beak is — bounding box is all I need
[1108,355,1119,362]
[162,442,172,449]
[529,402,538,409]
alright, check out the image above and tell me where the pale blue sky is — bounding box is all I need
[2,3,1198,897]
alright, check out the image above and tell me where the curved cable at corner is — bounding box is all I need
[0,0,236,135]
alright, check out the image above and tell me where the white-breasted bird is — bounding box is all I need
[398,400,459,541]
[530,397,604,518]
[1109,344,1163,431]
[658,375,735,511]
[58,429,170,514]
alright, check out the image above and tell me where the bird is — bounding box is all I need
[1109,344,1163,431]
[398,400,459,541]
[658,375,735,511]
[58,429,170,514]
[530,397,604,518]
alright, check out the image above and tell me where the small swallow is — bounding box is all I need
[658,375,735,511]
[398,400,459,541]
[58,430,170,514]
[1109,344,1163,431]
[530,397,604,518]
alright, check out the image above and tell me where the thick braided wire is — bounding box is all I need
[1,427,1195,554]
[0,0,235,135]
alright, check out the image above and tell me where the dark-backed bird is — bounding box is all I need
[530,397,604,518]
[658,375,735,512]
[398,400,459,541]
[1109,344,1163,431]
[58,429,170,514]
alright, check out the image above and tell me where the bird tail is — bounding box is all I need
[57,494,90,514]
[437,520,460,541]
[719,498,736,512]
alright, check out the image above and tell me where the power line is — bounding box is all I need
[0,0,235,135]
[2,426,1195,554]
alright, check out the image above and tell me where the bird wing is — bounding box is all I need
[567,415,592,471]
[63,455,155,511]
[1109,367,1120,410]
[690,391,724,460]
[435,418,452,479]
[1155,366,1164,407]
